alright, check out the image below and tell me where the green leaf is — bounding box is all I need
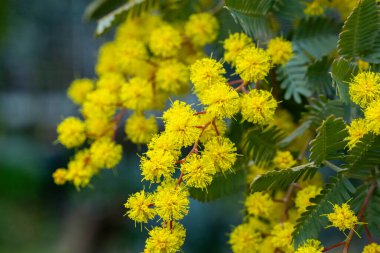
[292,176,355,248]
[224,0,276,40]
[338,0,380,60]
[240,125,285,166]
[250,162,317,192]
[278,120,311,147]
[306,57,334,97]
[331,57,359,104]
[309,116,348,165]
[363,31,380,64]
[84,0,126,20]
[345,133,380,177]
[367,188,380,236]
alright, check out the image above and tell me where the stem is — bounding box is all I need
[209,0,225,14]
[323,160,346,173]
[363,222,374,243]
[228,79,244,85]
[322,241,345,252]
[212,118,220,136]
[280,183,296,223]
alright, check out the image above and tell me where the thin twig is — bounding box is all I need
[322,241,345,252]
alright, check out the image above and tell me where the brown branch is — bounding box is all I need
[228,79,244,85]
[280,183,296,223]
[322,241,345,252]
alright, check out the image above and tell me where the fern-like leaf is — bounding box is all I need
[331,57,359,104]
[367,188,380,237]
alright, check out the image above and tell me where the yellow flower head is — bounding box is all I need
[349,71,380,108]
[163,101,201,148]
[147,133,181,159]
[96,42,118,76]
[89,138,123,169]
[125,113,158,144]
[82,89,117,119]
[223,33,253,67]
[345,118,369,150]
[203,136,237,173]
[326,203,359,231]
[120,77,154,111]
[267,37,293,65]
[124,190,155,224]
[295,185,322,213]
[304,0,325,16]
[273,150,297,170]
[66,149,95,189]
[57,117,86,148]
[197,113,226,143]
[235,46,271,82]
[67,78,94,105]
[140,149,176,183]
[190,58,226,93]
[365,100,380,134]
[295,239,324,253]
[240,89,278,125]
[154,182,189,221]
[185,12,219,46]
[149,24,182,58]
[53,168,68,185]
[144,223,186,253]
[155,60,189,94]
[116,39,148,75]
[97,72,126,94]
[358,59,370,71]
[362,243,380,253]
[85,116,114,139]
[271,222,294,251]
[228,223,262,253]
[181,154,216,189]
[245,192,274,218]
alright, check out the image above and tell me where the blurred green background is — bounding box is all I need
[0,1,243,252]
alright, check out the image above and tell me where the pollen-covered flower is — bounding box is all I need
[198,82,240,118]
[57,117,86,148]
[365,100,380,134]
[295,185,322,213]
[120,77,154,111]
[85,117,114,139]
[197,113,226,143]
[155,60,189,94]
[124,190,155,224]
[304,0,325,16]
[116,39,148,75]
[267,37,293,65]
[89,138,123,169]
[140,149,176,183]
[273,150,297,170]
[52,168,68,185]
[203,136,237,173]
[345,118,369,149]
[271,222,294,252]
[235,46,271,82]
[185,13,218,46]
[154,183,189,221]
[97,72,126,94]
[125,113,158,144]
[66,149,96,189]
[96,42,118,76]
[326,203,359,231]
[181,154,216,189]
[149,24,182,58]
[349,71,380,108]
[240,89,278,125]
[190,58,226,92]
[82,89,117,119]
[67,78,94,105]
[147,133,181,159]
[144,223,186,253]
[362,243,380,253]
[223,33,253,67]
[358,59,370,71]
[229,223,262,253]
[245,192,274,218]
[295,239,324,253]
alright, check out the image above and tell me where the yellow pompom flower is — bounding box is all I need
[358,59,370,71]
[125,113,158,144]
[235,46,271,82]
[197,113,226,143]
[304,0,325,16]
[240,89,278,125]
[97,72,126,94]
[245,192,274,218]
[345,118,369,150]
[295,239,324,253]
[82,89,117,119]
[198,82,240,119]
[149,24,182,58]
[181,154,216,189]
[140,149,176,183]
[190,58,226,92]
[154,183,189,221]
[273,150,297,170]
[271,222,294,252]
[144,223,186,253]
[365,100,380,134]
[66,149,96,189]
[228,223,262,253]
[349,71,380,108]
[85,117,114,139]
[203,136,237,173]
[223,33,253,67]
[147,133,181,159]
[267,37,293,65]
[57,117,86,148]
[52,168,68,185]
[295,185,322,213]
[96,42,118,76]
[89,138,123,169]
[155,60,189,94]
[67,78,94,105]
[116,39,148,75]
[363,243,380,253]
[163,101,201,148]
[120,77,154,111]
[185,13,218,46]
[326,203,359,231]
[124,190,155,224]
